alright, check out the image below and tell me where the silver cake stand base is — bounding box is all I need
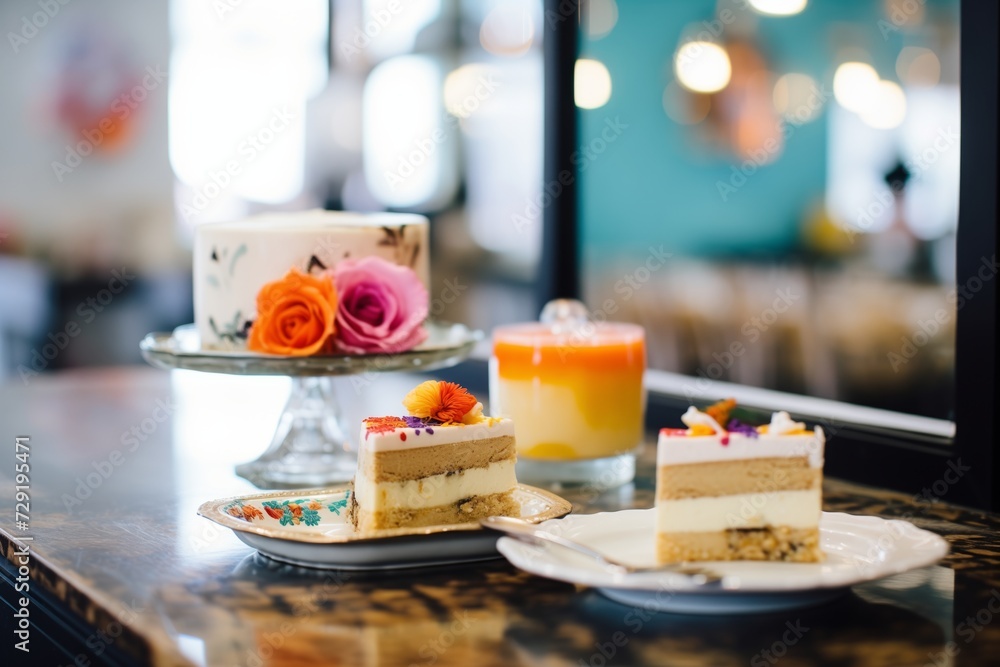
[141,322,482,489]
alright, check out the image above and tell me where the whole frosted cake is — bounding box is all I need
[193,210,429,354]
[349,380,520,532]
[656,399,825,563]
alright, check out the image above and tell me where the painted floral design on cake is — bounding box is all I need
[378,225,421,269]
[205,243,255,344]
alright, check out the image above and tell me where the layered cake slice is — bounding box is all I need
[656,399,825,563]
[349,381,520,532]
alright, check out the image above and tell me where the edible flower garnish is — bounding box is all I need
[403,380,484,424]
[726,419,759,438]
[704,398,736,427]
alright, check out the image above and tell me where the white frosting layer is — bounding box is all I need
[360,418,515,452]
[354,460,516,510]
[657,428,825,468]
[656,489,821,532]
[193,210,429,348]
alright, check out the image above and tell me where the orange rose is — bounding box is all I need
[247,268,338,356]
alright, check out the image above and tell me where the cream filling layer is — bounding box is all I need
[353,460,516,511]
[656,489,821,533]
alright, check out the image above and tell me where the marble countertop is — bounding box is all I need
[2,367,999,666]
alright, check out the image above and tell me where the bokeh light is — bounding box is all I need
[833,62,880,113]
[584,0,618,39]
[859,80,907,129]
[773,72,823,122]
[674,42,732,94]
[479,1,534,57]
[575,58,612,109]
[896,46,941,86]
[749,0,808,17]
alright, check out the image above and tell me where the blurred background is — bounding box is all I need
[579,0,959,420]
[0,0,958,421]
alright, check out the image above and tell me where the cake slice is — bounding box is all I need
[656,399,825,563]
[349,381,519,532]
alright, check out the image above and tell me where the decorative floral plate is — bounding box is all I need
[198,485,573,570]
[140,321,483,376]
[496,509,949,614]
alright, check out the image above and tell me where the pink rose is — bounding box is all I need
[331,256,428,354]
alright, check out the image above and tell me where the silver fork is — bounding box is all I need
[481,516,724,584]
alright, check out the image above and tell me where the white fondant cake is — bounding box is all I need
[193,210,429,349]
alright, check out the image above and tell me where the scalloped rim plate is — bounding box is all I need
[198,485,573,570]
[496,509,949,614]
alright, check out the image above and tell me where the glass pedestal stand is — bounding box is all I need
[140,322,482,489]
[234,377,353,487]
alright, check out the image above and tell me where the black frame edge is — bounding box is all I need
[953,0,999,511]
[538,0,580,312]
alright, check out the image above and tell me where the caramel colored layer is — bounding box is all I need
[363,436,516,482]
[656,527,822,563]
[349,490,519,532]
[657,457,820,500]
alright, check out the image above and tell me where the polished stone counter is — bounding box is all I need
[2,368,999,666]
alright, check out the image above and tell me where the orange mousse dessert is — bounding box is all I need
[490,322,645,461]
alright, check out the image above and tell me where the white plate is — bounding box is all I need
[199,485,572,570]
[496,509,949,614]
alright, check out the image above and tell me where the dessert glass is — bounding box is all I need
[489,300,646,487]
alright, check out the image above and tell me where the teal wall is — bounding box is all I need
[577,0,955,260]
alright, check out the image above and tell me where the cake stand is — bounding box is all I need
[140,322,482,488]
